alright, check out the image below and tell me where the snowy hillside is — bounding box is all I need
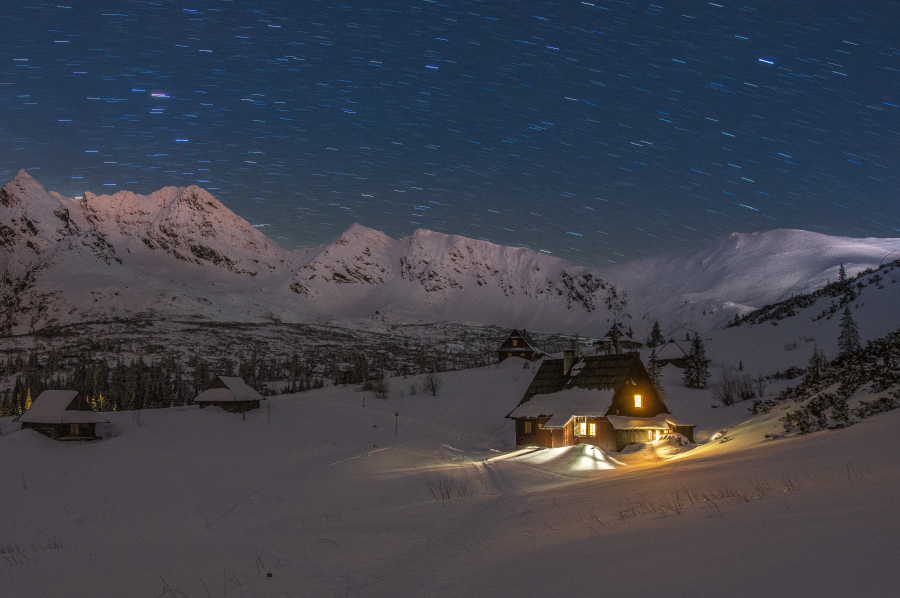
[602,229,900,332]
[2,171,899,338]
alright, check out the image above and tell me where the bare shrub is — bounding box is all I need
[421,371,444,396]
[712,365,758,405]
[425,470,475,501]
[371,377,390,400]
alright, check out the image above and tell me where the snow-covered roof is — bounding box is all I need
[655,339,687,360]
[17,390,109,424]
[606,414,691,430]
[195,376,264,403]
[508,387,614,428]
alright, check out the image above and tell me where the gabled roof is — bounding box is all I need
[195,376,264,403]
[499,329,543,353]
[655,338,688,360]
[17,390,108,424]
[520,353,642,402]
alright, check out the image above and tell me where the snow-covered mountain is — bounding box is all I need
[604,229,900,333]
[2,171,899,337]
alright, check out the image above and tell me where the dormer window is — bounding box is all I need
[634,394,642,408]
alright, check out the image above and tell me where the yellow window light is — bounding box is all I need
[634,394,642,408]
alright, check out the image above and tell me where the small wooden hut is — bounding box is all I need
[195,376,265,414]
[497,329,544,362]
[507,351,694,451]
[595,322,643,353]
[16,390,108,441]
[654,338,689,368]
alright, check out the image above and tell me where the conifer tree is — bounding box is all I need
[648,350,665,398]
[805,344,827,383]
[683,333,711,389]
[838,307,861,355]
[648,321,664,348]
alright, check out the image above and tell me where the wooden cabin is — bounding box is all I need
[16,390,108,441]
[507,351,694,452]
[654,338,689,368]
[497,329,544,363]
[195,376,265,414]
[595,322,643,354]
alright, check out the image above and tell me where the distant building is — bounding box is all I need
[654,338,689,368]
[195,376,265,414]
[497,329,544,362]
[595,322,643,353]
[16,390,108,441]
[507,352,694,452]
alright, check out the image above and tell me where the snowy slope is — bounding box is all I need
[603,229,900,333]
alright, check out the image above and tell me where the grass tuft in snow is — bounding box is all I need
[425,470,477,502]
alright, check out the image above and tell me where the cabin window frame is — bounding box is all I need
[634,394,642,408]
[523,421,532,435]
[588,423,596,436]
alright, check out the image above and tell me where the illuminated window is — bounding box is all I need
[523,421,532,434]
[588,423,596,436]
[648,430,653,440]
[655,430,661,440]
[578,422,587,436]
[512,339,518,347]
[634,394,642,408]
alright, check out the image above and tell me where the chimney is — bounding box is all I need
[563,350,575,376]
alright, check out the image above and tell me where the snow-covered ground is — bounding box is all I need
[2,350,898,597]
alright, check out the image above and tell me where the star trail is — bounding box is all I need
[2,0,899,264]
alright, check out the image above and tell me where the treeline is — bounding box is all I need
[725,259,900,328]
[0,338,497,417]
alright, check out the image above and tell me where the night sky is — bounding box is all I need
[3,1,899,264]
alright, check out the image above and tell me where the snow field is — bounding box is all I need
[2,353,899,597]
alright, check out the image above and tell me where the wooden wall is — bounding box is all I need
[21,422,99,441]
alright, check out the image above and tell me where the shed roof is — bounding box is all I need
[508,387,615,427]
[606,414,679,430]
[195,376,264,403]
[17,390,108,424]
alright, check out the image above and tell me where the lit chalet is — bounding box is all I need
[507,351,695,452]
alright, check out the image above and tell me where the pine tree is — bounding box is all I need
[648,351,665,398]
[610,332,622,355]
[838,263,847,283]
[805,344,827,383]
[683,333,711,389]
[648,321,664,348]
[838,307,861,355]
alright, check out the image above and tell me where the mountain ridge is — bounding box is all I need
[2,171,899,337]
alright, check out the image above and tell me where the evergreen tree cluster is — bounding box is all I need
[751,326,900,433]
[0,323,511,416]
[725,258,900,328]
